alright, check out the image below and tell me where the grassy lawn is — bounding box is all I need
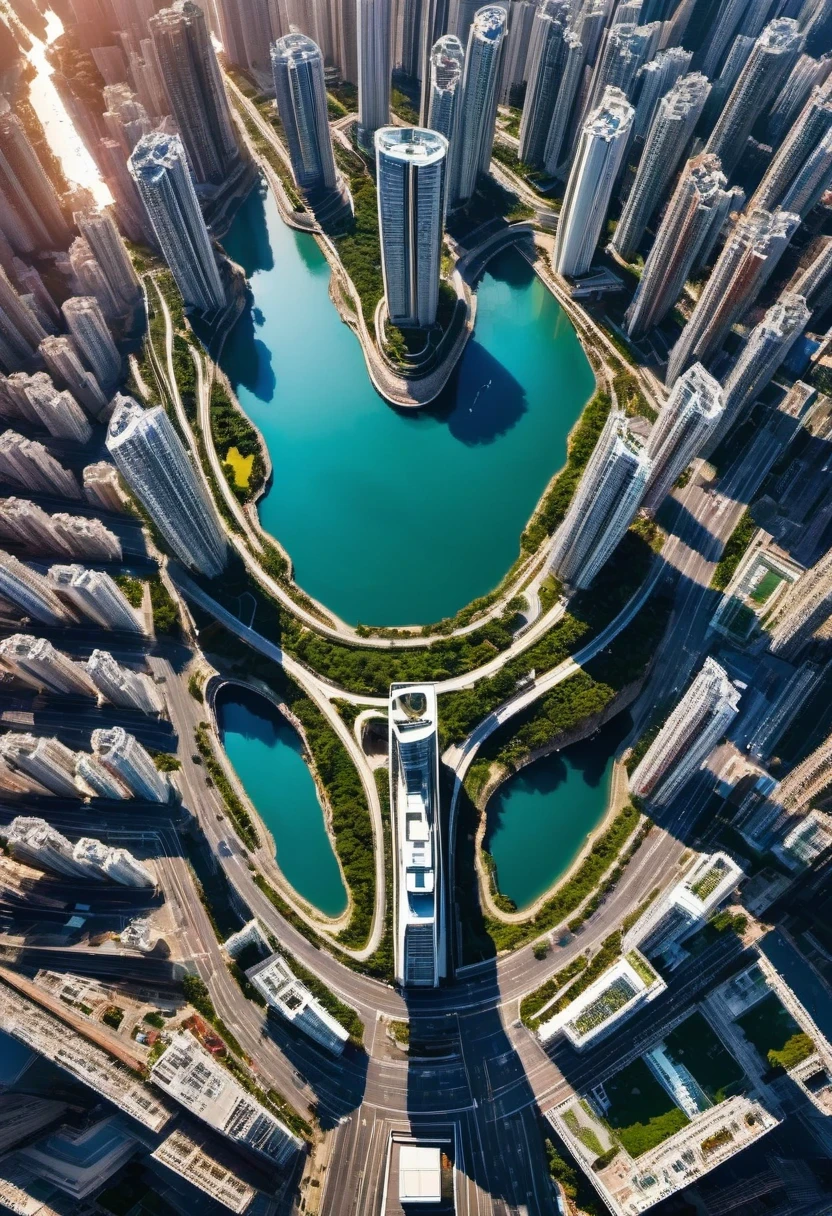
[603,1057,690,1158]
[736,993,802,1065]
[224,445,254,489]
[664,1013,745,1102]
[750,570,783,604]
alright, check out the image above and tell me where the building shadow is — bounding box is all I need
[219,185,276,278]
[259,1009,368,1132]
[402,967,561,1214]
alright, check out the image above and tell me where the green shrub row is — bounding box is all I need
[115,574,144,607]
[288,697,375,950]
[210,380,267,501]
[521,389,611,552]
[181,976,313,1137]
[520,956,588,1025]
[711,510,756,590]
[524,932,621,1029]
[149,575,180,635]
[440,538,666,749]
[194,723,260,850]
[331,147,385,324]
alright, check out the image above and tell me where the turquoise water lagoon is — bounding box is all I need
[484,716,631,911]
[215,685,348,918]
[220,186,595,626]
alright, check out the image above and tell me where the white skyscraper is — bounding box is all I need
[51,514,122,562]
[389,684,445,987]
[704,19,804,177]
[0,498,73,555]
[0,433,81,499]
[715,293,810,444]
[48,565,144,633]
[376,127,448,329]
[554,87,634,278]
[129,133,226,313]
[612,73,710,261]
[625,154,742,338]
[69,237,122,322]
[427,35,465,207]
[0,736,80,798]
[84,650,162,714]
[38,335,108,417]
[151,1034,300,1165]
[642,364,723,512]
[752,83,832,214]
[7,816,153,884]
[357,0,392,149]
[74,205,141,312]
[61,297,121,390]
[106,398,227,578]
[91,727,169,803]
[7,818,96,876]
[0,266,47,373]
[0,499,120,562]
[549,409,651,589]
[666,208,800,386]
[0,635,97,698]
[632,46,693,141]
[247,953,350,1054]
[456,6,508,205]
[0,553,74,626]
[541,28,584,176]
[10,372,92,443]
[768,548,832,659]
[747,660,826,762]
[76,754,131,800]
[630,658,741,804]
[518,0,571,168]
[271,34,338,195]
[83,463,126,513]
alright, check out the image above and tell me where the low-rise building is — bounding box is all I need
[0,977,172,1131]
[246,952,349,1055]
[537,954,667,1048]
[625,852,744,964]
[150,1033,301,1168]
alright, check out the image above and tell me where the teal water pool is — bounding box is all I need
[215,685,348,918]
[220,185,595,626]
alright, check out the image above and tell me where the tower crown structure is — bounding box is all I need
[631,658,741,805]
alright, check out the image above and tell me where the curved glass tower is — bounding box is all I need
[271,34,337,195]
[375,127,448,329]
[427,35,465,208]
[456,6,507,205]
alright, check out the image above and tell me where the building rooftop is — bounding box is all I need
[375,127,448,165]
[472,6,507,40]
[271,32,321,65]
[150,1033,301,1166]
[585,86,635,139]
[398,1145,441,1204]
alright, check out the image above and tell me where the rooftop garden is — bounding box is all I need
[736,992,814,1072]
[663,1012,745,1103]
[602,1056,690,1157]
[570,975,638,1037]
[689,858,730,902]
